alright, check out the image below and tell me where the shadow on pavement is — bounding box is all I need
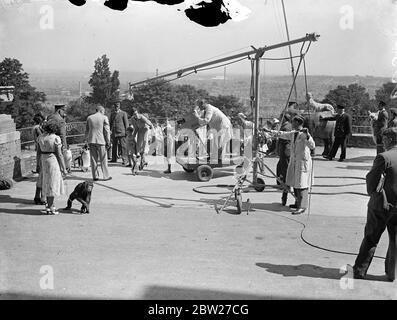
[255,262,390,282]
[344,156,375,163]
[140,285,294,300]
[0,208,44,216]
[0,195,34,205]
[256,262,344,280]
[250,202,291,213]
[336,165,372,171]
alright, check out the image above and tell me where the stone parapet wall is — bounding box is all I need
[0,114,34,180]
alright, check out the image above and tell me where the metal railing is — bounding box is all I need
[17,115,373,150]
[18,121,86,150]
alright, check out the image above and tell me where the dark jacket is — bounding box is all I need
[322,113,352,138]
[110,110,129,137]
[373,109,389,136]
[47,112,67,149]
[276,121,292,158]
[388,117,397,128]
[366,145,397,209]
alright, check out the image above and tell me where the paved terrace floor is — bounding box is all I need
[1,147,396,299]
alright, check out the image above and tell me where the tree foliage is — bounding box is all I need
[375,82,397,109]
[66,98,98,122]
[87,55,120,107]
[0,58,46,128]
[129,80,245,120]
[322,83,373,115]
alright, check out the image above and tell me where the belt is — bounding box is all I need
[41,151,55,154]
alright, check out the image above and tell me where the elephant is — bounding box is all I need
[303,93,336,156]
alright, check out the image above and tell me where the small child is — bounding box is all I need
[63,148,73,173]
[80,144,91,172]
[126,125,140,175]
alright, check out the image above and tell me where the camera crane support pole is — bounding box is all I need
[252,52,262,183]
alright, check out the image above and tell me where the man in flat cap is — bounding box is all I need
[109,97,129,164]
[388,108,397,128]
[320,104,352,162]
[352,127,397,281]
[47,104,68,151]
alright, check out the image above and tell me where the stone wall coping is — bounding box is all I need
[0,131,20,144]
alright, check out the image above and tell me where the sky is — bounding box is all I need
[0,0,396,78]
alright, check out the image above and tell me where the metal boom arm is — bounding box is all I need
[129,33,319,88]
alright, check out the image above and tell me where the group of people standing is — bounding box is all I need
[108,98,154,171]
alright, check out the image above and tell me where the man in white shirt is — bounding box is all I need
[194,99,232,162]
[85,105,112,181]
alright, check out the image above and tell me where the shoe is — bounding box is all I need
[103,177,112,181]
[291,208,306,215]
[353,273,365,280]
[338,158,345,162]
[386,272,395,282]
[327,157,333,161]
[109,160,117,163]
[289,204,298,209]
[93,178,99,181]
[164,169,171,174]
[125,164,132,167]
[34,198,46,205]
[322,155,329,159]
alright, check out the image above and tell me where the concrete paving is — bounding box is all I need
[1,147,397,299]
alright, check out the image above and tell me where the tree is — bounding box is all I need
[66,98,97,122]
[87,55,120,107]
[375,82,397,109]
[323,83,373,115]
[208,94,247,118]
[0,58,46,128]
[129,80,246,121]
[131,80,209,119]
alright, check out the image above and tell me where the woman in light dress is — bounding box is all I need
[129,108,154,170]
[36,120,67,215]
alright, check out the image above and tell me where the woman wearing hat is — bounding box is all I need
[264,115,315,214]
[36,120,67,215]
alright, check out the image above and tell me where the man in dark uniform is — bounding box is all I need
[47,104,67,151]
[321,104,352,162]
[276,113,292,206]
[353,128,397,281]
[109,97,129,164]
[388,108,397,128]
[372,100,389,154]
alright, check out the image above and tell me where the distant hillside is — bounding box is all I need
[29,70,389,117]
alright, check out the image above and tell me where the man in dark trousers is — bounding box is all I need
[109,98,129,164]
[372,100,389,154]
[321,104,352,162]
[276,113,292,206]
[352,128,397,281]
[47,104,68,151]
